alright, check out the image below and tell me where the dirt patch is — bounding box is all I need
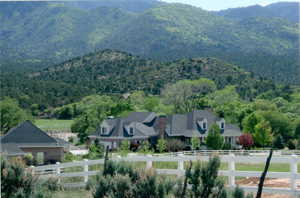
[237,177,298,198]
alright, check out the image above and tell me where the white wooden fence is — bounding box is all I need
[32,154,300,197]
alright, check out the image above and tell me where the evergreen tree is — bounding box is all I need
[206,124,224,150]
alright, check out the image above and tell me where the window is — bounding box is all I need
[101,127,107,134]
[203,122,207,130]
[129,127,134,135]
[36,152,44,165]
[220,122,225,129]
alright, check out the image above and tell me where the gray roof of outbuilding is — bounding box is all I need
[0,143,26,156]
[1,121,60,147]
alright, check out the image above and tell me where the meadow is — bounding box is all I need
[35,119,73,132]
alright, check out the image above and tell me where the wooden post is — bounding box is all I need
[56,162,61,183]
[84,159,89,183]
[290,155,298,194]
[146,154,152,169]
[178,154,185,177]
[228,153,235,188]
[30,165,35,175]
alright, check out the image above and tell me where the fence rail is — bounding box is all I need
[32,153,300,197]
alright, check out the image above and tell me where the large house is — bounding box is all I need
[163,110,242,147]
[1,121,65,164]
[89,112,159,149]
[89,110,242,149]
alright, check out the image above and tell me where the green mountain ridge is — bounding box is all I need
[2,50,283,108]
[0,1,299,84]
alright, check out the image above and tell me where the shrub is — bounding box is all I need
[119,140,131,156]
[191,136,200,150]
[138,140,152,154]
[166,139,185,152]
[157,139,167,153]
[1,158,54,198]
[206,124,224,150]
[24,153,35,166]
[238,133,254,149]
[273,135,284,149]
[287,139,296,150]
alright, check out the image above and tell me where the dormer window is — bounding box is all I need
[101,127,107,135]
[203,122,207,130]
[129,127,134,135]
[220,122,225,129]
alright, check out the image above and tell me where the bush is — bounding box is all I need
[24,153,35,166]
[1,158,55,198]
[138,140,153,154]
[41,177,63,192]
[166,139,185,152]
[157,139,167,153]
[93,158,251,198]
[287,139,296,150]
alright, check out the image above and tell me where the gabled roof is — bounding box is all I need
[1,121,60,147]
[91,112,158,140]
[166,110,241,137]
[0,143,26,156]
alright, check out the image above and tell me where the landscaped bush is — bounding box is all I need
[166,139,185,152]
[1,158,62,198]
[92,156,251,198]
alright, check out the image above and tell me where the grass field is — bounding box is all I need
[54,190,91,198]
[35,119,73,132]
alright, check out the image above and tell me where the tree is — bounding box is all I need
[191,136,200,150]
[206,124,224,150]
[0,98,29,134]
[242,112,261,134]
[119,140,131,156]
[157,139,167,153]
[294,119,300,139]
[273,135,284,149]
[70,95,116,143]
[253,120,273,147]
[187,157,226,198]
[162,79,216,113]
[238,133,254,149]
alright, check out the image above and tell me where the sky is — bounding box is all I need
[161,0,299,11]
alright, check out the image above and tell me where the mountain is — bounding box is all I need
[2,50,281,108]
[216,2,300,23]
[0,1,299,84]
[65,0,163,12]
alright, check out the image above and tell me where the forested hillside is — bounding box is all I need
[1,50,290,109]
[216,2,299,23]
[0,1,299,84]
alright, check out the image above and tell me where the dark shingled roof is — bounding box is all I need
[0,143,26,156]
[166,110,241,137]
[91,112,158,140]
[1,121,60,147]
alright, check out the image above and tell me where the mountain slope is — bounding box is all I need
[2,50,281,108]
[216,2,300,23]
[0,1,299,84]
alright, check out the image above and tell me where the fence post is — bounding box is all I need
[228,153,235,188]
[146,154,153,169]
[84,159,89,183]
[290,155,298,194]
[30,165,35,175]
[178,154,185,177]
[56,162,61,183]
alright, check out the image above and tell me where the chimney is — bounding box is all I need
[158,115,167,138]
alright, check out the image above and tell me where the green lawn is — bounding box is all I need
[35,119,73,132]
[54,190,91,198]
